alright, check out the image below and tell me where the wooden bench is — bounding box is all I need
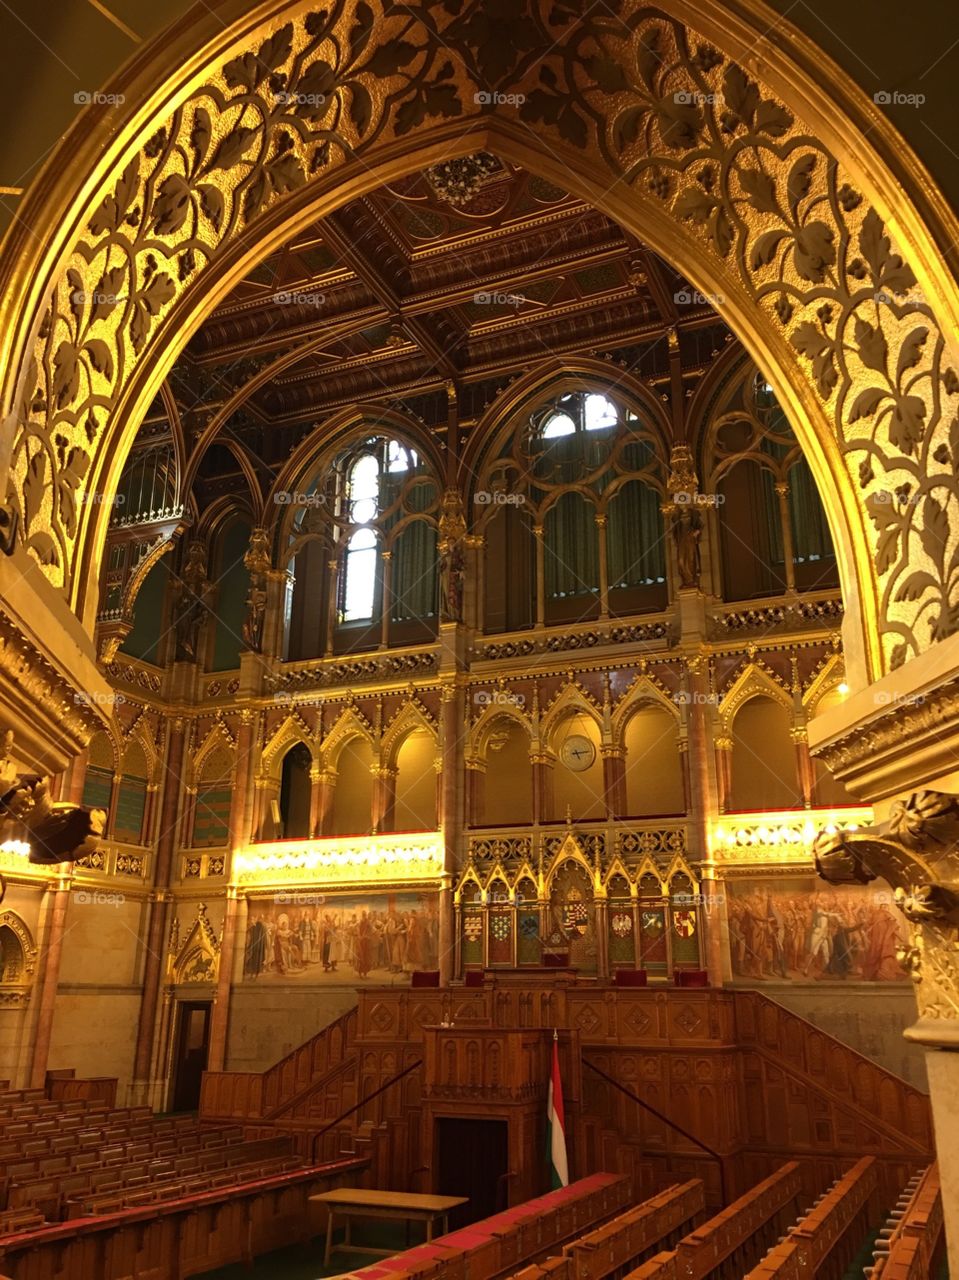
[865,1164,943,1280]
[744,1158,880,1280]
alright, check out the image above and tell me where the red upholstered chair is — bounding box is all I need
[674,969,708,987]
[464,970,484,988]
[613,968,648,987]
[411,970,440,987]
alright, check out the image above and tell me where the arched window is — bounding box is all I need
[285,431,439,656]
[478,386,666,630]
[279,743,313,839]
[705,367,838,601]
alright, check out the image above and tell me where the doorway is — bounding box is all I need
[171,1002,211,1112]
[435,1118,509,1227]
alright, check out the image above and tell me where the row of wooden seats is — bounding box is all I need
[346,1174,632,1280]
[560,1182,705,1280]
[866,1164,943,1279]
[72,1152,304,1217]
[0,1119,244,1177]
[744,1157,880,1279]
[626,1163,805,1280]
[0,1208,45,1236]
[8,1134,291,1219]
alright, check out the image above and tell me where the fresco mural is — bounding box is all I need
[243,892,439,982]
[727,878,909,983]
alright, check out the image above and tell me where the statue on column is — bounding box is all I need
[673,507,703,589]
[171,541,213,663]
[438,487,467,624]
[242,527,271,653]
[665,443,703,591]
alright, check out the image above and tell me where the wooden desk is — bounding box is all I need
[309,1188,468,1265]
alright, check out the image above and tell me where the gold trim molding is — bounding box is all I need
[233,831,444,888]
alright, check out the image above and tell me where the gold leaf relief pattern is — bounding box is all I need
[5,2,959,671]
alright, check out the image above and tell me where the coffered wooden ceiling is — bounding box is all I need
[160,158,734,495]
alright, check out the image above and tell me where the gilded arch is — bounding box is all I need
[4,1,959,688]
[260,713,316,782]
[380,701,437,772]
[718,662,795,739]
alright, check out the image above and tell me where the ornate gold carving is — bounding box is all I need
[814,789,959,1038]
[3,1,958,676]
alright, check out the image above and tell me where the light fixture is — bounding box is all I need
[425,153,500,206]
[838,682,849,695]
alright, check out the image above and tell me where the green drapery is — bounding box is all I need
[391,520,438,621]
[787,457,834,561]
[544,492,600,598]
[606,480,666,587]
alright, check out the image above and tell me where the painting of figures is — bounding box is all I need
[243,892,439,982]
[727,878,908,982]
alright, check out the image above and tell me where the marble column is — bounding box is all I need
[207,711,256,1069]
[132,718,186,1096]
[601,747,626,819]
[310,767,336,838]
[791,727,816,807]
[29,871,72,1088]
[438,683,464,984]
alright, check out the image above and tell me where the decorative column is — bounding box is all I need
[714,737,733,814]
[65,747,88,806]
[438,681,465,984]
[684,656,724,986]
[371,765,397,834]
[310,767,336,838]
[791,725,816,808]
[325,557,339,657]
[595,514,609,620]
[132,718,186,1098]
[379,550,392,649]
[601,746,626,819]
[466,759,485,827]
[207,710,257,1071]
[533,526,546,629]
[142,781,160,846]
[105,773,122,837]
[207,889,243,1072]
[774,482,796,592]
[29,869,72,1088]
[531,753,555,826]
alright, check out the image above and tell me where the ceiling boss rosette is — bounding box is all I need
[3,0,959,674]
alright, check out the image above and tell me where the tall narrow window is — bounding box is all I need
[344,527,378,621]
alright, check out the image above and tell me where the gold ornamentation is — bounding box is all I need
[3,2,958,675]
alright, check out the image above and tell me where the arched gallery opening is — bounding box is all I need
[0,2,957,1276]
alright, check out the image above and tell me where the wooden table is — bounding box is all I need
[309,1188,469,1265]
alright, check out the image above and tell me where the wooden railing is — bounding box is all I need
[200,1005,358,1121]
[744,1157,880,1279]
[624,1163,804,1279]
[866,1164,943,1279]
[562,1181,704,1280]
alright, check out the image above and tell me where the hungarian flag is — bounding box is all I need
[547,1031,569,1188]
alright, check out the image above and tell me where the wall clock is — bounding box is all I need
[560,734,595,771]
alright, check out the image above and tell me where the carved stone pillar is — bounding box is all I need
[132,718,186,1095]
[601,747,626,819]
[207,889,243,1072]
[791,726,815,808]
[29,871,72,1088]
[142,781,160,845]
[533,526,546,629]
[595,514,609,620]
[228,711,257,852]
[531,753,554,826]
[310,768,335,838]
[105,773,122,837]
[714,737,733,814]
[438,682,464,984]
[379,550,392,649]
[467,760,485,827]
[65,748,88,806]
[684,657,723,984]
[371,765,397,834]
[774,481,796,593]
